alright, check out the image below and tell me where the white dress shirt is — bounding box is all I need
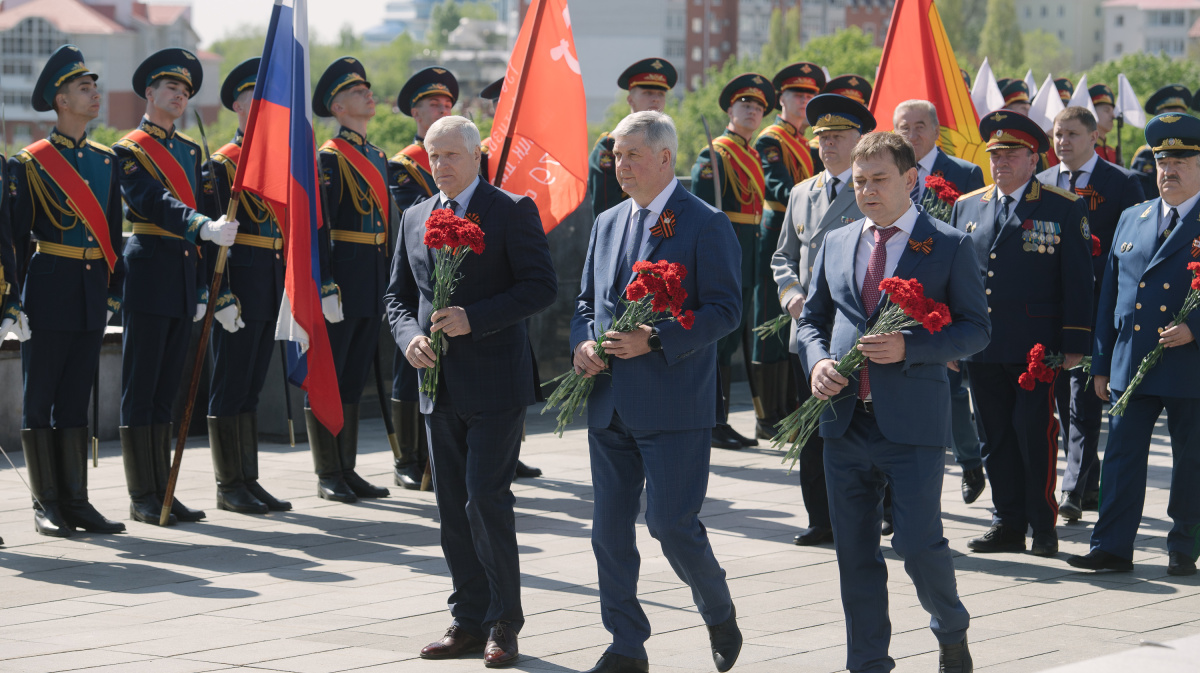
[826,167,852,202]
[1057,152,1099,191]
[914,147,939,202]
[1160,190,1200,237]
[854,203,919,292]
[439,176,481,216]
[625,177,679,257]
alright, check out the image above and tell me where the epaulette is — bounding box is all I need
[86,139,115,155]
[174,130,199,146]
[1041,183,1081,201]
[1133,144,1152,155]
[958,184,991,201]
[592,132,612,151]
[797,173,820,188]
[114,138,137,151]
[13,150,32,164]
[808,137,819,149]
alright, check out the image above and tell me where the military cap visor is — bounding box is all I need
[1147,112,1200,159]
[1145,84,1193,115]
[312,56,371,118]
[617,58,678,91]
[33,44,97,112]
[980,110,1049,154]
[397,66,459,117]
[133,47,203,98]
[806,93,876,135]
[719,73,776,112]
[221,57,260,111]
[479,78,504,102]
[773,62,825,96]
[822,75,872,106]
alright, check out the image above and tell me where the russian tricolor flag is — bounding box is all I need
[234,0,343,434]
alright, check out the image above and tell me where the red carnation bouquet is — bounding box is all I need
[1018,343,1091,391]
[544,260,695,436]
[420,208,486,401]
[919,175,962,221]
[772,276,952,467]
[1111,261,1200,415]
[1092,235,1102,257]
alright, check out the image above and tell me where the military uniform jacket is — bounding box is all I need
[951,180,1094,362]
[1130,144,1158,199]
[200,130,284,323]
[588,133,626,220]
[114,118,209,320]
[756,117,816,230]
[9,131,124,332]
[389,137,435,212]
[691,130,765,226]
[0,154,21,320]
[318,126,394,319]
[1093,198,1200,397]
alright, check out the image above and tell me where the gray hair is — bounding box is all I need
[611,110,678,168]
[894,99,939,127]
[427,115,481,150]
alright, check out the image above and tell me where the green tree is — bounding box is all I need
[1089,52,1200,160]
[936,0,966,55]
[209,25,268,78]
[429,0,463,48]
[1019,30,1073,78]
[764,9,787,64]
[978,0,1023,71]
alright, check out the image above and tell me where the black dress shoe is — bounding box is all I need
[514,460,542,479]
[582,653,649,673]
[33,504,73,538]
[1067,548,1133,572]
[170,498,206,522]
[1059,492,1083,523]
[939,637,973,673]
[62,502,126,534]
[961,467,986,505]
[394,462,424,490]
[967,524,1026,553]
[707,604,742,673]
[317,476,358,503]
[793,526,833,546]
[1030,530,1058,557]
[246,481,292,511]
[727,424,757,447]
[1082,490,1100,511]
[420,624,486,659]
[484,621,518,668]
[344,471,389,498]
[711,424,743,450]
[755,418,779,440]
[1168,551,1197,576]
[216,486,269,514]
[129,497,177,526]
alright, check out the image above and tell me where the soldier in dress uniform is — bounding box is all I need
[952,111,1094,557]
[1130,85,1193,199]
[1000,80,1031,116]
[1089,84,1120,164]
[114,48,240,526]
[479,78,503,180]
[751,62,825,439]
[199,58,291,515]
[0,146,17,547]
[821,74,872,106]
[1054,77,1074,104]
[771,93,874,546]
[692,73,776,450]
[1068,112,1200,577]
[6,46,127,537]
[589,58,677,220]
[308,56,393,503]
[1038,106,1145,523]
[388,65,457,490]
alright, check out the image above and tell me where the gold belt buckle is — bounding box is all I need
[375,232,385,245]
[273,237,284,250]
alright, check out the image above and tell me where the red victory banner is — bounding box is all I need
[489,0,588,233]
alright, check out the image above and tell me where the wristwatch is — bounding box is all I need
[648,327,662,352]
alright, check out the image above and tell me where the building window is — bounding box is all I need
[1114,42,1122,54]
[709,46,720,61]
[1,17,63,56]
[1115,14,1123,27]
[691,45,702,61]
[692,17,702,33]
[1025,7,1031,18]
[1040,6,1047,17]
[1058,5,1064,17]
[1,61,32,76]
[1095,30,1101,41]
[1058,30,1064,40]
[666,40,685,58]
[2,91,32,108]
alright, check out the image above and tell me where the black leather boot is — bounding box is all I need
[22,428,72,537]
[392,399,424,490]
[208,416,268,514]
[121,425,176,526]
[153,423,205,522]
[339,403,389,498]
[719,365,757,447]
[239,412,291,511]
[56,427,124,533]
[307,407,356,502]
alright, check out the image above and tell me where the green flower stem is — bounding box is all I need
[421,246,472,401]
[1110,287,1200,416]
[754,314,791,342]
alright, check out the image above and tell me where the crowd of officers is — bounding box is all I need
[0,42,1197,579]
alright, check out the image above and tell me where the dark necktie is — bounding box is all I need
[858,225,904,401]
[446,199,459,215]
[829,176,840,201]
[1068,170,1082,193]
[1159,208,1179,251]
[996,195,1013,227]
[622,208,651,285]
[910,168,923,204]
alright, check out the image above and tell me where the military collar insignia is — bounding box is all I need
[339,127,365,145]
[966,222,977,233]
[1025,181,1041,202]
[775,116,797,135]
[139,118,171,139]
[50,130,77,149]
[724,130,748,147]
[1141,204,1155,218]
[651,209,677,238]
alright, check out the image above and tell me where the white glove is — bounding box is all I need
[322,293,344,324]
[215,303,245,333]
[195,303,207,322]
[0,312,31,341]
[107,310,114,324]
[199,216,239,247]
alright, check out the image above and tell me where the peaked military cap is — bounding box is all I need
[996,77,1014,91]
[822,74,872,106]
[479,78,504,103]
[1000,80,1031,107]
[221,58,260,111]
[617,58,677,91]
[772,62,825,97]
[33,44,97,112]
[133,47,203,98]
[1089,83,1115,107]
[1145,84,1193,115]
[806,93,876,135]
[719,73,776,112]
[980,110,1049,154]
[1146,112,1200,159]
[397,66,458,117]
[313,56,371,118]
[1054,77,1074,103]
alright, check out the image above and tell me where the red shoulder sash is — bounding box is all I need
[26,139,117,272]
[121,129,198,209]
[321,138,388,213]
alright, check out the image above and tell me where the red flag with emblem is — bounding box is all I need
[488,0,587,232]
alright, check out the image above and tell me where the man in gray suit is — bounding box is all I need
[771,93,875,546]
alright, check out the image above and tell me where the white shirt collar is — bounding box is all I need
[997,179,1031,203]
[826,167,852,186]
[440,176,481,212]
[1162,189,1200,224]
[917,147,939,174]
[1058,152,1100,181]
[861,203,920,238]
[632,177,678,221]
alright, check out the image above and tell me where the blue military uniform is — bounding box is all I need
[114,47,210,526]
[308,56,393,502]
[1130,85,1193,199]
[952,111,1094,553]
[1072,112,1200,576]
[200,57,291,515]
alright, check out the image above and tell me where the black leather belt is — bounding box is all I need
[856,399,875,415]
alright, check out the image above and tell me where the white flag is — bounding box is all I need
[1028,73,1065,133]
[1024,69,1038,98]
[1068,74,1098,118]
[1116,73,1146,128]
[972,58,1006,117]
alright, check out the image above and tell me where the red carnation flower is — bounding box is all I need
[1018,372,1036,391]
[1091,235,1102,257]
[678,310,695,330]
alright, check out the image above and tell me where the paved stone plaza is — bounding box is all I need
[1,386,1197,672]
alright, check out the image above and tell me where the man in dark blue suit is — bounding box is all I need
[1037,106,1145,522]
[385,116,556,667]
[798,132,989,673]
[571,111,743,673]
[1068,112,1200,577]
[894,99,989,505]
[952,111,1094,557]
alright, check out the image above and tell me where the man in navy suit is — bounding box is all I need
[894,99,989,505]
[572,111,743,673]
[385,115,556,667]
[798,131,989,673]
[1037,107,1145,522]
[952,111,1094,557]
[1068,112,1200,577]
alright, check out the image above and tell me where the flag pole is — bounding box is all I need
[491,0,549,187]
